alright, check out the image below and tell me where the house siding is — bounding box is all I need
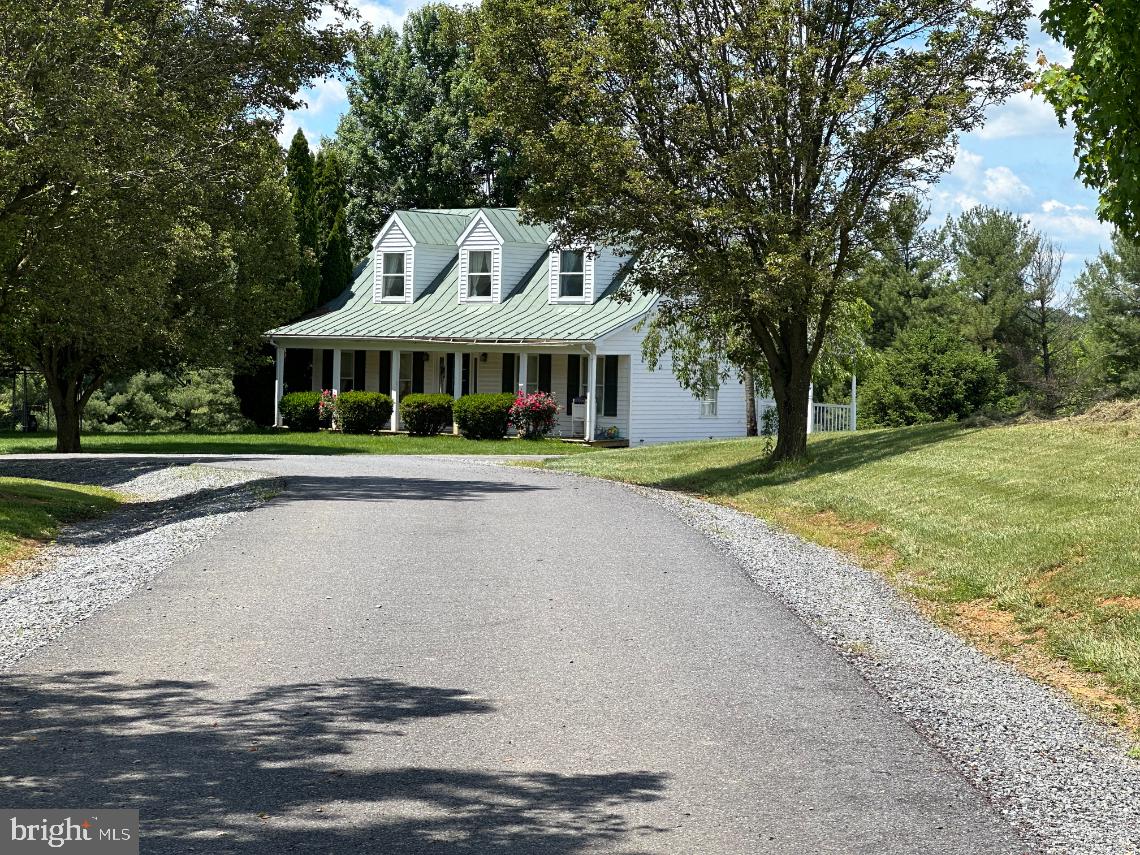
[597,320,747,445]
[457,219,502,303]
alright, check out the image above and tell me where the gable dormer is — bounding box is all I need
[548,244,627,305]
[456,209,548,304]
[373,211,468,304]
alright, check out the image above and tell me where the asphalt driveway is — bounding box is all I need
[0,455,1025,853]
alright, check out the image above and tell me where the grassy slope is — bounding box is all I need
[541,419,1140,724]
[0,431,598,456]
[0,478,122,572]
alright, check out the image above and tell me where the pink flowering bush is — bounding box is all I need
[509,391,559,439]
[318,389,337,427]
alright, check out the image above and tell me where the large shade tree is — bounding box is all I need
[0,0,352,450]
[479,0,1031,459]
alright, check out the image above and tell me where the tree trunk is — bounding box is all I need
[45,374,82,452]
[41,356,101,453]
[744,367,758,437]
[769,363,811,461]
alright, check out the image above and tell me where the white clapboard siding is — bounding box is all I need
[412,245,456,300]
[458,219,501,303]
[374,215,455,303]
[598,319,747,445]
[549,246,628,304]
[500,244,547,299]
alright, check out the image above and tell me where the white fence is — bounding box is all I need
[812,402,852,433]
[756,380,858,435]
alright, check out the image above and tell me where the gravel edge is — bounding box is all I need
[0,463,278,670]
[506,463,1140,855]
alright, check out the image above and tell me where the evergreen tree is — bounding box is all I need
[314,147,353,303]
[319,208,352,304]
[1076,234,1140,397]
[857,195,945,350]
[285,129,321,310]
[945,207,1039,360]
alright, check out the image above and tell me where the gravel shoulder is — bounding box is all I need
[605,477,1140,855]
[0,460,278,668]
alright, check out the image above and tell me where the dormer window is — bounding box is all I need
[467,250,493,299]
[559,250,585,298]
[381,252,405,299]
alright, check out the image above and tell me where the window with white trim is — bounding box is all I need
[559,250,585,298]
[467,250,493,299]
[699,366,719,417]
[381,252,405,298]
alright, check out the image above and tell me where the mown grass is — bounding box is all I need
[0,478,123,573]
[0,431,599,456]
[539,418,1140,726]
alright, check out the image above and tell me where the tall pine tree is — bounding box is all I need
[314,147,353,303]
[285,129,321,310]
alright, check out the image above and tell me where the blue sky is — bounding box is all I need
[282,0,1110,291]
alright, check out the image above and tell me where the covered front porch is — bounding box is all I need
[269,340,630,441]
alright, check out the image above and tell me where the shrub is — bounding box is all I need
[336,391,393,434]
[862,324,1002,426]
[400,393,454,436]
[453,392,515,439]
[509,391,559,438]
[279,391,322,431]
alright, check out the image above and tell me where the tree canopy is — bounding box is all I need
[1038,0,1140,238]
[478,0,1031,459]
[336,3,521,256]
[0,0,353,450]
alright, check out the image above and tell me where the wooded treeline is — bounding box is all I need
[4,0,1138,454]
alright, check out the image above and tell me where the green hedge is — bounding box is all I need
[400,393,453,436]
[453,393,515,439]
[336,391,394,434]
[279,391,321,432]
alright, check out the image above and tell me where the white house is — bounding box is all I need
[265,207,747,445]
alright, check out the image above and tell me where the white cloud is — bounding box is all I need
[357,0,407,29]
[301,77,348,116]
[982,166,1032,203]
[277,113,319,148]
[950,148,983,184]
[1023,201,1113,244]
[976,90,1065,140]
[1041,199,1088,214]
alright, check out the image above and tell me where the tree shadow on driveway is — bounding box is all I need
[0,672,667,853]
[54,474,552,550]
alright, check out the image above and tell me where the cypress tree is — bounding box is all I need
[314,147,352,303]
[285,129,321,310]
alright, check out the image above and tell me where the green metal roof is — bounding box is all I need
[267,250,656,344]
[385,208,553,247]
[478,208,552,244]
[391,210,476,245]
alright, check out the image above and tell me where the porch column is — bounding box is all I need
[390,348,401,431]
[331,349,342,394]
[850,373,858,432]
[273,345,285,427]
[517,351,528,395]
[806,382,815,435]
[586,349,598,441]
[452,351,463,435]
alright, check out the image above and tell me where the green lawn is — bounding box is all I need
[0,478,123,572]
[539,418,1140,725]
[0,431,599,456]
